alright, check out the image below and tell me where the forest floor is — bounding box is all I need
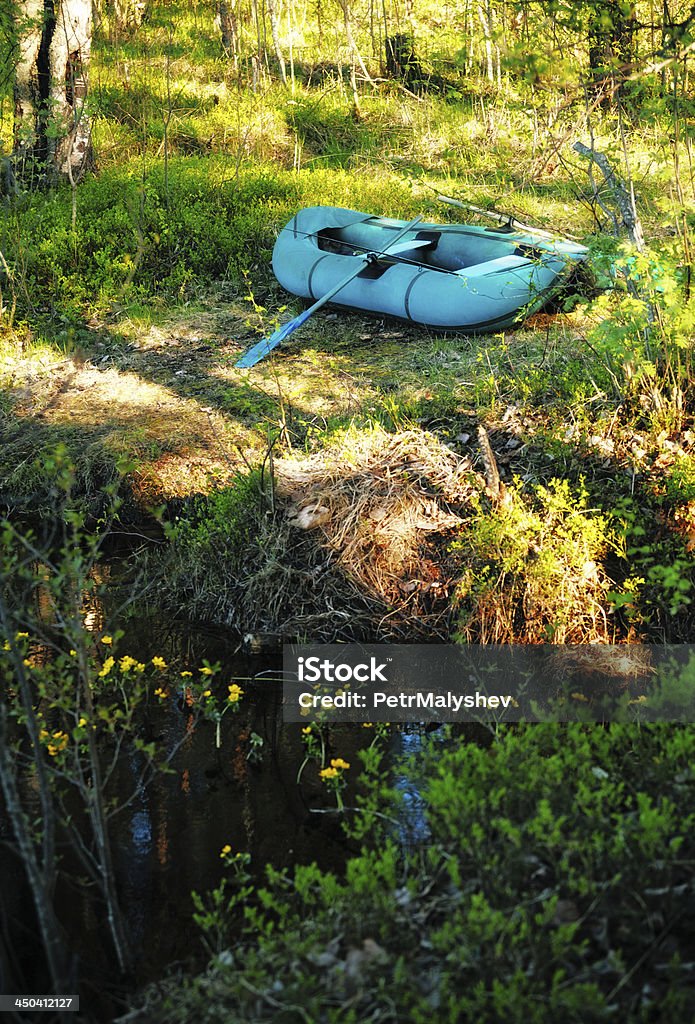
[4,280,693,644]
[2,7,694,644]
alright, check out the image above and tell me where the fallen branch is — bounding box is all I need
[572,141,645,252]
[477,426,501,506]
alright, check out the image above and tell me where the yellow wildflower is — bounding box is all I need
[220,844,232,857]
[302,726,312,734]
[78,717,87,728]
[39,729,49,740]
[181,670,193,678]
[154,687,168,699]
[319,766,339,779]
[23,658,32,666]
[70,649,77,657]
[134,662,146,673]
[202,689,212,698]
[100,635,113,646]
[47,732,68,757]
[362,722,374,728]
[152,656,167,670]
[199,666,213,676]
[2,640,10,651]
[98,657,114,678]
[119,655,137,672]
[227,683,244,703]
[15,631,29,640]
[330,758,350,770]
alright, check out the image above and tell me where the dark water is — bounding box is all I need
[1,598,431,1017]
[0,538,436,1019]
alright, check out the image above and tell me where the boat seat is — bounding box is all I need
[384,238,437,256]
[455,254,535,278]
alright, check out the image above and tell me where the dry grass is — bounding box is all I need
[274,425,484,634]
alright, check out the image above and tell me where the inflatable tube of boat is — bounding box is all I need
[272,206,588,332]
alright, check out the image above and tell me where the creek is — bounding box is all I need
[1,589,431,1017]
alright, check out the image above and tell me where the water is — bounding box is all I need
[1,558,436,1014]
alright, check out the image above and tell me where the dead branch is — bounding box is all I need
[572,140,645,251]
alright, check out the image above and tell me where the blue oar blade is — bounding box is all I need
[235,308,312,368]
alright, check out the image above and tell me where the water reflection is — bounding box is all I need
[392,730,430,847]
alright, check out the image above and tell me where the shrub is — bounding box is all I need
[452,478,616,643]
[127,722,695,1023]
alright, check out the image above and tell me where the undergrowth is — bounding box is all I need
[128,722,695,1023]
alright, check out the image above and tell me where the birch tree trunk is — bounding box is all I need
[267,0,287,83]
[13,0,44,165]
[12,0,93,185]
[477,1,493,83]
[48,0,93,181]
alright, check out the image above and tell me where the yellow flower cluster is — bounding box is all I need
[319,757,350,781]
[119,655,138,672]
[220,844,232,858]
[40,729,69,757]
[227,683,244,703]
[152,656,167,670]
[99,657,115,678]
[154,687,168,699]
[101,635,113,646]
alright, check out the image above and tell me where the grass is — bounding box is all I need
[3,4,695,1020]
[1,0,694,641]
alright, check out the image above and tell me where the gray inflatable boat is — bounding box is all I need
[272,205,588,332]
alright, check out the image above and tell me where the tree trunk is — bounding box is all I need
[385,32,423,90]
[13,0,45,168]
[218,0,239,69]
[12,0,93,186]
[587,0,636,106]
[266,0,287,84]
[112,0,146,34]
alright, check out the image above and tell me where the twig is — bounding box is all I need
[238,976,315,1023]
[477,425,501,505]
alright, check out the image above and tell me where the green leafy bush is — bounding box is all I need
[128,722,695,1023]
[452,478,616,643]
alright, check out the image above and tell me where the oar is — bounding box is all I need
[235,214,424,369]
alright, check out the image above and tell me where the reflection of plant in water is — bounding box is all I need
[296,721,326,783]
[246,731,264,764]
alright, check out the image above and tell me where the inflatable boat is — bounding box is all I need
[271,205,588,333]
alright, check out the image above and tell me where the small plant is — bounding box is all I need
[318,757,351,810]
[452,477,617,644]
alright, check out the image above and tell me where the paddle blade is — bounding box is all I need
[235,308,312,368]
